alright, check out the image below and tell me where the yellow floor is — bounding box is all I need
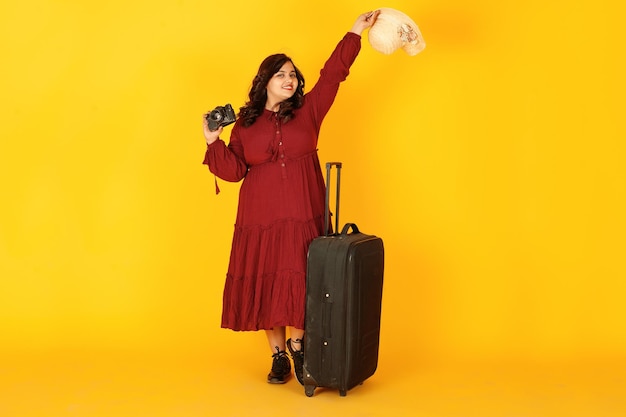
[2,342,625,417]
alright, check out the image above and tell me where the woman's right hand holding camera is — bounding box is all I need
[203,116,222,145]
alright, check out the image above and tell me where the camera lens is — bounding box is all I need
[209,109,223,121]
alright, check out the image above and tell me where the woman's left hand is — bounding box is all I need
[350,10,380,35]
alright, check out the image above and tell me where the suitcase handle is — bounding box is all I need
[324,162,342,236]
[340,223,360,235]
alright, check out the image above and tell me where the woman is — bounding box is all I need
[202,10,379,385]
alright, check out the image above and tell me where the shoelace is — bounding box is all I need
[271,348,290,372]
[288,338,304,358]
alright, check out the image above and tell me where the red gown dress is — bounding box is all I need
[204,32,362,331]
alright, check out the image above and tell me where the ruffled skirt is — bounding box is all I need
[221,152,326,331]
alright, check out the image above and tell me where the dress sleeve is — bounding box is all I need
[306,32,362,124]
[202,125,248,183]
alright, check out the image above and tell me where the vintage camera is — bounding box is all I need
[205,103,236,131]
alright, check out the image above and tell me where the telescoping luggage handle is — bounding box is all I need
[325,162,362,237]
[324,162,341,236]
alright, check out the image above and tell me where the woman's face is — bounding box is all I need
[265,61,297,109]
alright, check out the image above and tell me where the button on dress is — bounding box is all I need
[204,32,362,331]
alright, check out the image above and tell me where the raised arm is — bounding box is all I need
[305,11,379,124]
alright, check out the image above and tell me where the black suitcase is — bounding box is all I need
[303,162,385,397]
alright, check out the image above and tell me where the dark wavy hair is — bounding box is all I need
[238,54,305,127]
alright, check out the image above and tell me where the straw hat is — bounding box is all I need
[368,7,426,56]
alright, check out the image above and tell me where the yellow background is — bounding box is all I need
[1,0,625,368]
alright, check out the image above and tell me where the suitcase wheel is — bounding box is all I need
[304,384,316,397]
[339,389,347,397]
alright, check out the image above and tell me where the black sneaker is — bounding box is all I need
[267,348,291,384]
[287,338,304,385]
